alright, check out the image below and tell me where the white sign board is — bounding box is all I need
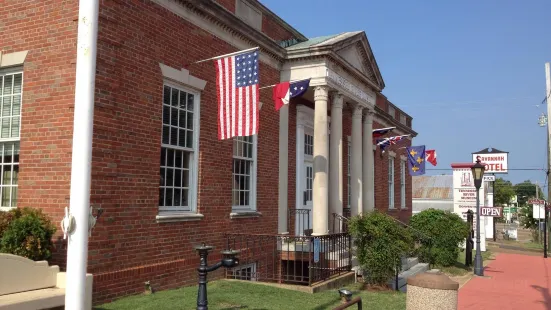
[483,175,495,182]
[452,165,486,251]
[533,204,546,219]
[472,153,508,174]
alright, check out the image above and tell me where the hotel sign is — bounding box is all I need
[472,148,509,174]
[326,69,375,104]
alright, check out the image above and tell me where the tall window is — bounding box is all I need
[388,156,395,208]
[159,84,198,212]
[400,160,406,208]
[0,70,22,210]
[232,136,257,211]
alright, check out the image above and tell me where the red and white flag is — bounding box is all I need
[425,150,437,166]
[215,48,260,140]
[272,79,310,111]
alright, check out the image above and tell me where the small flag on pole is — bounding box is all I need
[273,79,310,111]
[215,48,260,140]
[372,127,395,139]
[376,135,409,152]
[425,149,437,166]
[406,145,426,176]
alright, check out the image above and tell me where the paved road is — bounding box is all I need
[459,253,551,310]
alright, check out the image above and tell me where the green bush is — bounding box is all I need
[409,209,470,267]
[348,211,413,286]
[0,208,57,261]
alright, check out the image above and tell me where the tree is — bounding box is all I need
[514,180,544,206]
[514,180,545,231]
[493,178,516,206]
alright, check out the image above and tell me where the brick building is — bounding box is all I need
[0,0,417,303]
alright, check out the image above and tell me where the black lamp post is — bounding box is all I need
[195,244,240,310]
[471,158,485,276]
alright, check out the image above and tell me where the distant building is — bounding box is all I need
[412,175,453,214]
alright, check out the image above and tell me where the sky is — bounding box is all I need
[263,0,551,187]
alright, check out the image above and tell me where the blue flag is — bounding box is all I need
[406,145,426,176]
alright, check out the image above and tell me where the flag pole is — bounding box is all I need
[259,78,312,90]
[188,47,259,66]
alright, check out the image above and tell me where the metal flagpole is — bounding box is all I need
[64,0,100,308]
[187,47,259,65]
[545,62,551,253]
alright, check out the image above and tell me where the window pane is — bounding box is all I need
[3,75,12,95]
[159,84,196,211]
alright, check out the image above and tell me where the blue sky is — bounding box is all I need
[263,0,551,186]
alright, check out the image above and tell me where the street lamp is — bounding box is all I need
[471,158,485,276]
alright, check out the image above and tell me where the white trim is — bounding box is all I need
[388,151,396,157]
[0,51,28,68]
[400,155,407,161]
[151,0,280,69]
[158,81,201,218]
[231,135,258,212]
[159,63,207,91]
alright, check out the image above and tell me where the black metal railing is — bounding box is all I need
[224,232,352,286]
[288,208,312,236]
[332,207,352,233]
[390,217,433,269]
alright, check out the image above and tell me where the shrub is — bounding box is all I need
[0,207,57,261]
[409,209,470,267]
[348,211,413,286]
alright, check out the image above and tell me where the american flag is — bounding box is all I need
[215,49,260,140]
[376,135,409,152]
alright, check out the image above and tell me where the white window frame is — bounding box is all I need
[158,81,201,216]
[0,67,23,212]
[400,159,406,208]
[230,262,258,281]
[388,155,395,209]
[232,135,258,212]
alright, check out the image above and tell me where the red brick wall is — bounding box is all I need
[1,0,79,263]
[214,0,301,43]
[86,0,283,303]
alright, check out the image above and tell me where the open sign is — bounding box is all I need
[480,207,502,217]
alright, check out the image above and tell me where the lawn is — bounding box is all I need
[437,249,494,276]
[95,280,405,310]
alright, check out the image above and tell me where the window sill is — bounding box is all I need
[230,211,262,219]
[156,213,204,223]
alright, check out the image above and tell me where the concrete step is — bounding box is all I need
[388,263,429,292]
[401,257,418,272]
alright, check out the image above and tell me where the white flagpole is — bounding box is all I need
[259,78,311,90]
[65,0,99,309]
[372,126,396,132]
[190,47,259,65]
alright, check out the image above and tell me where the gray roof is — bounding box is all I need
[412,175,453,200]
[286,32,363,50]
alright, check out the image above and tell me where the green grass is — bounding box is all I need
[95,280,405,310]
[437,249,494,276]
[499,239,544,250]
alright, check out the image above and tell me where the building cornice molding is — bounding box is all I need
[154,0,286,69]
[373,105,417,137]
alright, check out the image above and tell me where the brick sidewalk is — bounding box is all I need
[459,253,551,310]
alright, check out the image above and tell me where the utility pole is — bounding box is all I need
[537,181,541,243]
[546,62,551,253]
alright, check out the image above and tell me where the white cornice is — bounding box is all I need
[152,0,283,69]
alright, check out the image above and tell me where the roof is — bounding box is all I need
[473,147,508,154]
[412,175,453,200]
[286,32,363,50]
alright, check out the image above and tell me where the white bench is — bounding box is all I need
[0,254,93,310]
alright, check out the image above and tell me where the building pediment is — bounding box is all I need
[285,31,385,91]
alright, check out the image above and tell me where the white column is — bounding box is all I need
[312,85,330,236]
[363,109,375,213]
[350,104,363,217]
[278,104,289,234]
[329,92,344,232]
